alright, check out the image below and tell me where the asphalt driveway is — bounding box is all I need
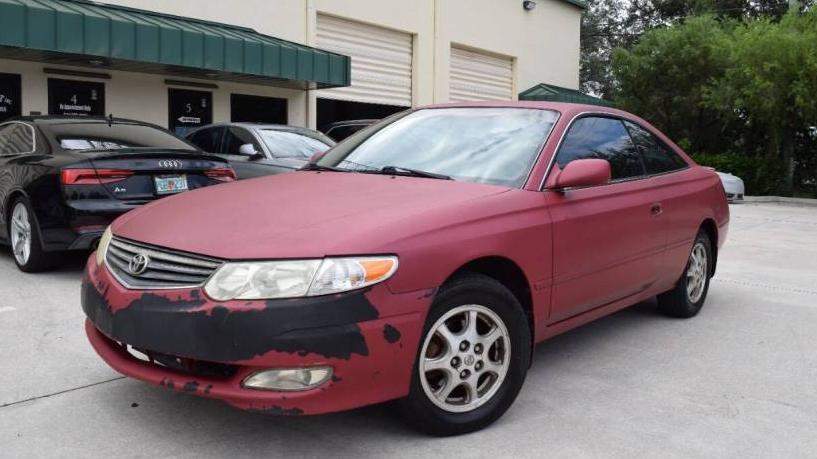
[1,202,815,458]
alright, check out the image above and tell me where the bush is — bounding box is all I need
[691,153,787,196]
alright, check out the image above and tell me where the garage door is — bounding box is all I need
[316,15,412,107]
[449,47,513,102]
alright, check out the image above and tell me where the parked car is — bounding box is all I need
[82,102,728,436]
[186,123,334,179]
[0,116,235,272]
[320,119,377,141]
[716,171,745,202]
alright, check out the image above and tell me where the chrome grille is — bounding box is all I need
[105,237,222,289]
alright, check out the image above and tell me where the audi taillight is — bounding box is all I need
[205,167,237,182]
[61,168,134,185]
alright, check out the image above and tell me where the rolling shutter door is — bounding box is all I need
[449,47,513,102]
[316,15,412,107]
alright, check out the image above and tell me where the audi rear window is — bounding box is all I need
[50,123,196,152]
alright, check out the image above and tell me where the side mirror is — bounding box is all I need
[238,143,264,160]
[549,158,611,190]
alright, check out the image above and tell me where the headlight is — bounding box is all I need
[204,256,397,301]
[96,226,113,266]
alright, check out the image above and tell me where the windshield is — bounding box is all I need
[259,130,331,158]
[53,123,196,152]
[319,108,558,188]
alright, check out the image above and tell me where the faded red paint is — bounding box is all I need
[82,102,729,415]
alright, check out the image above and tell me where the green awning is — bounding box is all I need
[519,83,614,107]
[0,0,350,89]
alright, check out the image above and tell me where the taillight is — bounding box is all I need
[61,168,134,185]
[205,167,237,182]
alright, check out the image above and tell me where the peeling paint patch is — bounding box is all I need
[82,282,377,361]
[183,381,199,393]
[383,324,401,343]
[266,406,304,416]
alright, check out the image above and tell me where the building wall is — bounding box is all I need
[1,59,307,128]
[3,0,581,129]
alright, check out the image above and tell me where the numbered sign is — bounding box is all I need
[47,78,105,116]
[0,73,22,122]
[168,89,213,137]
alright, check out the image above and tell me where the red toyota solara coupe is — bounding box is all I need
[82,102,728,435]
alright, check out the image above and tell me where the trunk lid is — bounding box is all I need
[86,149,231,202]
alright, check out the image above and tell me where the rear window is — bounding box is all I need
[51,122,195,152]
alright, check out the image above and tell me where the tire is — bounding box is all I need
[7,198,58,273]
[399,273,531,436]
[657,229,713,318]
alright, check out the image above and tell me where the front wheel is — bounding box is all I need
[657,229,713,318]
[400,273,531,436]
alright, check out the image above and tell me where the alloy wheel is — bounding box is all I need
[10,202,32,266]
[419,304,511,413]
[686,241,708,303]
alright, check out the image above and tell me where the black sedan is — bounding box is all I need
[0,116,235,272]
[186,123,334,179]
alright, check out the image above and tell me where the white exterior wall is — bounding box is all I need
[1,0,581,129]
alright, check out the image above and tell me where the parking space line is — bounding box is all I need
[714,278,817,296]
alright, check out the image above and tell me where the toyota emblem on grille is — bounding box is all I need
[128,253,150,275]
[158,159,183,169]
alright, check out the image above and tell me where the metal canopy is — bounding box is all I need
[519,83,614,107]
[0,0,351,89]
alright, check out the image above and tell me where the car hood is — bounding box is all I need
[112,171,510,259]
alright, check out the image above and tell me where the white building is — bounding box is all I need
[0,0,582,134]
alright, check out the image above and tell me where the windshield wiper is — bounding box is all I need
[379,166,452,180]
[300,162,347,172]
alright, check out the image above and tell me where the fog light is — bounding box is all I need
[242,366,332,391]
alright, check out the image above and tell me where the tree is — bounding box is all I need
[704,12,817,192]
[580,0,814,99]
[610,16,736,152]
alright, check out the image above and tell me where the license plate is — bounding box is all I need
[154,175,189,195]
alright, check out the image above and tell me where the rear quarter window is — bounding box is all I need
[0,123,34,154]
[624,121,687,174]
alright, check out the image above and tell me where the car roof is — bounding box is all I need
[8,115,153,125]
[422,100,630,116]
[200,122,321,132]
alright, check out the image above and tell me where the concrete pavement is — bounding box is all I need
[1,203,816,458]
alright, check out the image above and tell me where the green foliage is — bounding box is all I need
[610,10,817,196]
[703,13,817,157]
[612,16,736,153]
[692,153,786,195]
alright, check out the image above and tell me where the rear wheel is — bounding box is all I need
[8,198,57,272]
[657,230,712,318]
[400,273,531,436]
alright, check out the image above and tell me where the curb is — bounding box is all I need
[743,196,817,207]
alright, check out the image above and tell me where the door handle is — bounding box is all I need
[650,202,663,216]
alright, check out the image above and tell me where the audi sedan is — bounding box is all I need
[0,116,235,272]
[81,102,729,436]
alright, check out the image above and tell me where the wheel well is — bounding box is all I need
[700,218,718,276]
[446,256,535,342]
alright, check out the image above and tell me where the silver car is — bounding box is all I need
[717,171,745,202]
[186,123,335,179]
